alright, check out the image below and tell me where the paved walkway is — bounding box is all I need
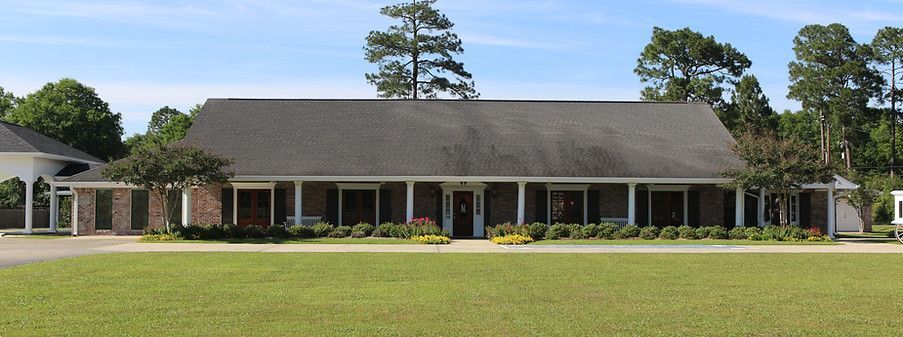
[2,236,903,268]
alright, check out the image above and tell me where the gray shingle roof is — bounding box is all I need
[63,99,742,183]
[0,121,103,163]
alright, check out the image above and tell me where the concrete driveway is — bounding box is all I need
[0,236,137,268]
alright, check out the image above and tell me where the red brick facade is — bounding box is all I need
[69,182,839,235]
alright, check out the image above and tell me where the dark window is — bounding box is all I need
[131,190,149,230]
[95,189,113,230]
[168,191,182,225]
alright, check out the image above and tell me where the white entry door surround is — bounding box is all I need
[440,182,486,237]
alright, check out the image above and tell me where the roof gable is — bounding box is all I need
[0,121,103,164]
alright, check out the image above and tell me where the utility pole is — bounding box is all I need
[819,112,828,164]
[842,126,852,171]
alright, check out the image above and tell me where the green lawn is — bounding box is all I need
[837,224,896,238]
[2,253,902,336]
[530,239,839,245]
[144,237,417,244]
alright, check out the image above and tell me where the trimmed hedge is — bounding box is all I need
[482,222,831,243]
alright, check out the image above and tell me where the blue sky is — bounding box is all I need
[1,0,901,137]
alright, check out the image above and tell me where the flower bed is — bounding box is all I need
[485,222,832,244]
[142,217,450,244]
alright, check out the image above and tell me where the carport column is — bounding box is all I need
[24,178,34,234]
[516,181,526,224]
[627,183,636,225]
[735,188,745,227]
[49,184,58,232]
[405,181,414,223]
[181,187,192,226]
[757,189,766,227]
[294,181,303,225]
[827,184,836,239]
[71,189,79,236]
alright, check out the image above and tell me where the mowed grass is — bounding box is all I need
[530,239,839,245]
[2,253,902,336]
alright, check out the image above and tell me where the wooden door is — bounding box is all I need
[453,191,474,237]
[342,190,376,226]
[237,190,271,227]
[651,191,683,226]
[551,191,583,224]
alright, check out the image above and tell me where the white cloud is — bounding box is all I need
[673,0,903,25]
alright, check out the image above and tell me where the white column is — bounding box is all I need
[546,185,552,224]
[232,186,238,225]
[627,183,636,225]
[405,181,414,223]
[735,188,745,227]
[516,181,526,224]
[49,184,59,232]
[682,190,688,225]
[827,185,836,239]
[270,184,275,226]
[294,181,303,225]
[71,189,79,236]
[757,189,766,227]
[24,178,34,234]
[181,187,192,226]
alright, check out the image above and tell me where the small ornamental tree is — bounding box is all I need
[847,185,876,233]
[102,145,233,233]
[721,131,833,226]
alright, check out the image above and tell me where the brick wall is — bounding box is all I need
[73,188,95,235]
[695,185,725,226]
[810,191,827,228]
[111,188,132,235]
[597,184,628,218]
[191,184,223,224]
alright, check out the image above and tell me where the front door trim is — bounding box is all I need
[440,182,486,237]
[231,182,276,226]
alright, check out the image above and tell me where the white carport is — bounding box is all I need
[0,122,104,233]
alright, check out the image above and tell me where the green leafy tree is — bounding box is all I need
[871,27,903,174]
[147,106,183,134]
[635,26,751,115]
[5,78,124,160]
[788,24,883,166]
[846,183,876,233]
[364,0,477,99]
[0,86,19,119]
[721,131,833,226]
[102,145,233,233]
[125,104,200,154]
[727,75,777,134]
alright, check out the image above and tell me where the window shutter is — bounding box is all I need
[687,191,700,226]
[724,192,735,227]
[637,190,649,226]
[167,191,182,225]
[483,192,492,227]
[274,188,286,225]
[799,193,811,227]
[131,190,149,230]
[435,191,443,225]
[326,189,338,225]
[587,190,600,224]
[379,189,392,224]
[535,190,547,224]
[221,188,233,224]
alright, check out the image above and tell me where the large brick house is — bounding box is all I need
[52,99,853,237]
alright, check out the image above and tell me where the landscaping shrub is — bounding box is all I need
[139,233,180,242]
[350,231,368,238]
[491,234,534,245]
[695,227,710,239]
[707,226,728,239]
[639,226,659,240]
[545,223,569,240]
[615,224,640,239]
[760,225,808,241]
[312,222,335,237]
[485,222,526,238]
[410,234,450,244]
[745,227,762,240]
[328,226,352,238]
[373,222,396,237]
[677,225,697,239]
[569,224,587,239]
[581,224,600,238]
[223,223,243,238]
[287,225,314,238]
[244,225,266,239]
[728,227,748,240]
[659,226,679,240]
[528,222,549,239]
[266,224,289,238]
[352,222,374,236]
[596,223,618,239]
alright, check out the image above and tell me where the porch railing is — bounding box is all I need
[285,216,323,227]
[599,217,630,227]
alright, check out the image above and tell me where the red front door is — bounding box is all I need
[651,191,683,226]
[237,189,271,227]
[342,190,376,226]
[453,191,474,237]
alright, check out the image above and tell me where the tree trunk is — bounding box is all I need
[154,190,171,234]
[892,61,897,177]
[410,0,419,100]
